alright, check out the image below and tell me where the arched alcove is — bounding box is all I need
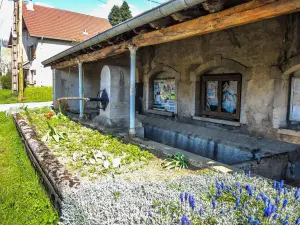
[190,56,251,125]
[144,64,180,114]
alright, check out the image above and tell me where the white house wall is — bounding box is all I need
[22,29,72,86]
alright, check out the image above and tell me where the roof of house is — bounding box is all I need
[22,3,112,42]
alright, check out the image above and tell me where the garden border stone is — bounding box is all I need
[12,114,80,213]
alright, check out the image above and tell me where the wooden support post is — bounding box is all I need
[18,0,24,100]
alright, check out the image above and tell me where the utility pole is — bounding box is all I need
[18,0,24,100]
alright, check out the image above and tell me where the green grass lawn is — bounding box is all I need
[0,112,58,225]
[0,87,52,104]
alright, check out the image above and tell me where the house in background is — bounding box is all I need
[9,0,111,87]
[0,44,11,76]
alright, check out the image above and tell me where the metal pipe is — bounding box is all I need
[129,46,137,136]
[78,62,84,118]
[42,0,207,67]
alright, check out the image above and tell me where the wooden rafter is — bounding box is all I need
[52,0,300,69]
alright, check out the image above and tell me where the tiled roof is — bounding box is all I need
[22,3,112,42]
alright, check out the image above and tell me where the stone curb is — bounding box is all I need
[12,114,80,213]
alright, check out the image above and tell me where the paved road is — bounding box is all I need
[0,102,52,112]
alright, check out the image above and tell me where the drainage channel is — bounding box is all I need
[142,123,299,183]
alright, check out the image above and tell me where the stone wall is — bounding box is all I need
[137,14,300,141]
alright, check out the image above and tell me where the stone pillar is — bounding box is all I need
[78,62,84,118]
[95,65,130,127]
[129,45,138,136]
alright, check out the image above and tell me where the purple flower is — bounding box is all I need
[220,210,224,214]
[296,216,300,224]
[246,184,251,191]
[261,193,268,204]
[284,188,287,195]
[180,193,184,203]
[184,193,189,201]
[263,205,272,217]
[242,201,246,209]
[282,199,288,208]
[199,208,203,216]
[280,180,284,188]
[189,195,196,211]
[278,186,282,195]
[283,221,289,225]
[249,189,253,197]
[235,197,240,208]
[273,180,277,189]
[148,211,152,217]
[253,220,260,225]
[221,182,225,189]
[212,197,216,209]
[273,213,279,220]
[236,182,240,189]
[295,189,299,200]
[248,216,254,223]
[246,185,253,197]
[181,215,189,225]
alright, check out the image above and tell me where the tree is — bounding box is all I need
[120,1,132,22]
[108,5,122,26]
[108,1,132,26]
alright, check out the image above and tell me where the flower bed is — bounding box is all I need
[19,108,300,225]
[20,107,153,180]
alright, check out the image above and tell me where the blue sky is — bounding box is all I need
[0,0,169,39]
[35,0,166,16]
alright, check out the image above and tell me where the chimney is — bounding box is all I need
[83,29,88,36]
[26,0,34,11]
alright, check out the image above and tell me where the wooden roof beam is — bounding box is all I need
[52,0,300,69]
[133,0,300,47]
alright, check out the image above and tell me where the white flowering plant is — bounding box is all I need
[59,171,300,225]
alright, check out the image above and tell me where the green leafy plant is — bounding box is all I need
[43,120,67,143]
[162,152,188,170]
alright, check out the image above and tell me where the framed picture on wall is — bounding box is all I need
[153,79,175,113]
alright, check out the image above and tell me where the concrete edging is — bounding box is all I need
[12,114,80,213]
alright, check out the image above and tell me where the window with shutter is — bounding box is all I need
[200,74,241,120]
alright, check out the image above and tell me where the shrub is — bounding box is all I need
[0,72,12,89]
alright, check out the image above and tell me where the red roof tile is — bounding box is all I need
[22,3,112,42]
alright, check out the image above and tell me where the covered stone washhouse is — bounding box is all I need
[43,0,300,183]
